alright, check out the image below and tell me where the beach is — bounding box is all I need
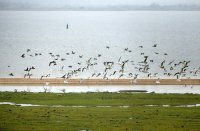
[0,78,200,85]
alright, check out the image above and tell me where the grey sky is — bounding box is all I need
[1,0,200,6]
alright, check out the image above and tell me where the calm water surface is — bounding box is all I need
[0,11,200,79]
[0,85,200,94]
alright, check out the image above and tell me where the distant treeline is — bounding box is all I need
[0,3,200,11]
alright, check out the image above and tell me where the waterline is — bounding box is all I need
[1,102,200,108]
[0,85,200,94]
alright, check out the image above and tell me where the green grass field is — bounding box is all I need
[1,92,200,131]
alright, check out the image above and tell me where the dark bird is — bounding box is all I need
[106,46,110,49]
[139,46,143,48]
[185,61,191,66]
[168,60,175,65]
[40,74,50,80]
[124,48,128,51]
[160,60,165,68]
[77,68,81,72]
[50,55,54,57]
[176,74,180,80]
[27,49,31,52]
[46,74,50,77]
[103,73,108,79]
[147,73,151,78]
[143,56,148,63]
[152,44,157,47]
[24,73,32,79]
[61,58,66,61]
[24,67,30,72]
[122,60,129,64]
[9,73,14,76]
[134,74,138,79]
[104,67,110,72]
[49,61,56,66]
[129,73,133,77]
[112,71,117,75]
[28,73,32,79]
[86,58,92,64]
[79,55,83,58]
[61,74,66,79]
[21,54,25,58]
[82,67,86,72]
[91,73,96,77]
[118,56,121,62]
[167,73,172,76]
[40,75,45,80]
[170,67,174,70]
[144,64,150,72]
[174,72,181,76]
[96,73,101,77]
[71,51,75,54]
[154,73,158,77]
[139,68,143,72]
[98,54,101,57]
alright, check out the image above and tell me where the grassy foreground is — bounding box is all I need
[0,92,200,130]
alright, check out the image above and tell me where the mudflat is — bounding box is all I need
[0,78,200,85]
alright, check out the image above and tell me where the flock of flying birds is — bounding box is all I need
[8,44,200,81]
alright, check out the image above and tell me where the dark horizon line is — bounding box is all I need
[0,4,200,11]
[1,9,200,11]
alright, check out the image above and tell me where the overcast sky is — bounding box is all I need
[1,0,200,6]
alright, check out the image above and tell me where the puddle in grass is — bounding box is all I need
[1,102,200,108]
[78,130,92,131]
[0,85,200,94]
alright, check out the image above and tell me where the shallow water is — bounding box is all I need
[0,85,199,94]
[0,11,200,79]
[1,102,200,108]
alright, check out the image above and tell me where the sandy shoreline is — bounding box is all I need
[0,78,200,85]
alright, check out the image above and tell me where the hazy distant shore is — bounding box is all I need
[0,9,200,11]
[1,4,200,11]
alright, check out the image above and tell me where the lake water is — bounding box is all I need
[0,85,200,94]
[1,102,200,108]
[0,11,200,79]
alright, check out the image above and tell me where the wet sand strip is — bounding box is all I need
[0,78,200,85]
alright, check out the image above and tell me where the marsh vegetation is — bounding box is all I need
[0,92,200,130]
